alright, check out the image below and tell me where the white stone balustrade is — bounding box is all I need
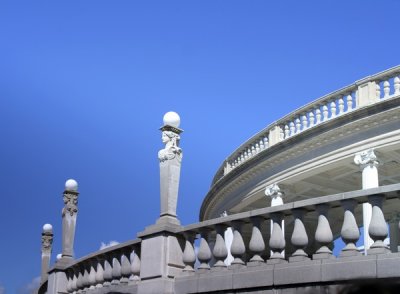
[211,67,400,184]
[61,241,141,293]
[181,183,400,273]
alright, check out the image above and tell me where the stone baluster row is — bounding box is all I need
[65,247,141,293]
[230,135,269,169]
[376,75,400,99]
[282,93,355,139]
[182,194,389,271]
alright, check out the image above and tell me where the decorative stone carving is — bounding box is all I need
[41,224,53,283]
[368,194,390,254]
[354,148,379,169]
[157,112,183,225]
[213,224,228,268]
[290,209,309,261]
[62,179,79,259]
[249,217,265,264]
[158,130,182,163]
[182,233,196,272]
[62,191,78,217]
[230,221,246,266]
[340,199,360,257]
[265,183,283,206]
[313,204,333,259]
[268,213,286,262]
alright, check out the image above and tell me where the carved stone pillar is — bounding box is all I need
[62,179,79,260]
[354,149,379,252]
[265,183,285,257]
[41,224,53,283]
[157,111,183,226]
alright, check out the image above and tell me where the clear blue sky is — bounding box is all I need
[0,1,399,292]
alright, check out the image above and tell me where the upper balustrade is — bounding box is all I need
[212,66,400,185]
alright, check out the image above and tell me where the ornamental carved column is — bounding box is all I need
[41,224,53,283]
[157,111,183,226]
[62,179,79,260]
[354,149,379,252]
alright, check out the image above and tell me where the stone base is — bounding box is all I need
[367,247,391,255]
[267,258,288,265]
[289,255,310,263]
[313,252,335,260]
[339,249,361,258]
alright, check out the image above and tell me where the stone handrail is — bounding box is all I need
[212,66,400,184]
[61,239,141,292]
[179,183,400,272]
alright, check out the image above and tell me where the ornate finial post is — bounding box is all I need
[157,111,183,225]
[354,149,380,253]
[41,224,53,283]
[62,178,79,260]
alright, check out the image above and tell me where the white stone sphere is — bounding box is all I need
[43,224,53,233]
[163,111,180,128]
[65,179,78,191]
[56,253,62,260]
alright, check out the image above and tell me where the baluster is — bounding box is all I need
[88,260,96,289]
[255,142,260,153]
[284,124,290,139]
[240,153,244,163]
[197,230,212,270]
[120,250,131,284]
[290,209,309,262]
[182,232,196,272]
[268,213,285,262]
[244,150,249,160]
[66,269,73,293]
[71,268,78,293]
[130,249,141,282]
[339,199,360,257]
[82,264,90,291]
[259,138,265,150]
[315,107,322,124]
[289,121,295,135]
[330,99,337,118]
[346,94,353,112]
[295,117,301,133]
[251,145,256,156]
[230,221,246,266]
[394,76,400,95]
[76,267,84,292]
[103,257,113,286]
[249,216,265,264]
[95,257,104,288]
[301,114,308,130]
[338,96,344,115]
[212,224,228,268]
[376,83,381,99]
[263,136,269,148]
[384,80,390,98]
[322,104,329,121]
[313,204,333,259]
[111,252,122,285]
[308,111,315,127]
[368,194,390,254]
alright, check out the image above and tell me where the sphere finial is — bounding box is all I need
[42,224,53,234]
[163,111,180,128]
[65,179,78,192]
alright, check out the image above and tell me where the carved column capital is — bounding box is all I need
[354,148,379,169]
[265,183,284,206]
[62,191,79,217]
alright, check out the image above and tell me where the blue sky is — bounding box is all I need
[0,1,399,292]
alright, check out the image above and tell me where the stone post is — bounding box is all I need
[62,178,79,260]
[265,183,285,257]
[354,149,379,252]
[157,111,183,226]
[137,112,185,294]
[41,224,53,283]
[356,79,379,107]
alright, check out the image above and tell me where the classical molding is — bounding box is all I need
[41,233,53,254]
[201,99,400,220]
[354,149,379,168]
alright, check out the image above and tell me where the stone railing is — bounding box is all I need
[181,184,400,272]
[213,66,400,184]
[62,239,141,293]
[174,184,400,293]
